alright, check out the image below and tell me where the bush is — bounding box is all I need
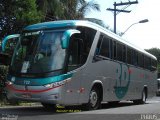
[0,65,8,102]
[0,65,20,106]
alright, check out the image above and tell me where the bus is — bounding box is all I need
[2,20,157,110]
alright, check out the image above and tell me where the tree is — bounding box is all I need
[76,0,100,18]
[36,0,100,21]
[36,0,64,21]
[0,0,42,39]
[61,0,100,19]
[145,48,160,63]
[0,0,100,39]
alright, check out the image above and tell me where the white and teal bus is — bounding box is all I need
[2,20,157,110]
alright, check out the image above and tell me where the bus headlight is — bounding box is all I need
[6,81,13,85]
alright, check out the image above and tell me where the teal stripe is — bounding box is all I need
[24,20,76,31]
[8,73,73,86]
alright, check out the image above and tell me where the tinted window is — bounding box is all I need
[99,37,110,58]
[113,41,117,60]
[127,47,132,64]
[138,53,144,68]
[132,50,138,66]
[117,42,123,61]
[144,56,151,70]
[122,45,126,62]
[95,35,103,55]
[110,39,113,59]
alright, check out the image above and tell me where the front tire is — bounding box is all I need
[41,103,56,110]
[84,87,101,110]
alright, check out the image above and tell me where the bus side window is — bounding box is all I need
[67,38,79,71]
[138,53,144,68]
[113,41,117,60]
[144,56,151,70]
[110,39,113,59]
[117,42,123,62]
[132,50,138,66]
[127,47,132,64]
[95,35,103,55]
[148,58,151,70]
[122,45,126,62]
[67,37,86,71]
[99,37,110,58]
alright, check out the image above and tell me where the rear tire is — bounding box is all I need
[133,89,147,104]
[83,87,101,110]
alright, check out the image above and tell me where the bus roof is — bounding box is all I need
[24,20,156,60]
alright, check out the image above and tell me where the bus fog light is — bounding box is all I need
[50,94,59,99]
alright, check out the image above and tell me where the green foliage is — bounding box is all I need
[36,0,100,21]
[145,48,160,63]
[0,0,42,39]
[0,65,8,101]
[77,0,100,17]
[15,0,42,25]
[0,0,100,39]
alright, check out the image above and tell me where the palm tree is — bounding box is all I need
[36,0,100,21]
[36,0,64,21]
[61,0,100,19]
[60,0,77,19]
[77,0,100,18]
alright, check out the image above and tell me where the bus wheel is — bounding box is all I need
[133,89,147,104]
[41,103,56,110]
[85,87,101,110]
[141,89,147,104]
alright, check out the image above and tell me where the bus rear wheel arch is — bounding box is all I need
[133,87,148,104]
[83,83,103,110]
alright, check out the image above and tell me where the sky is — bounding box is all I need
[85,0,160,50]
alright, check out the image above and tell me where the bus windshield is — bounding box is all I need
[10,30,66,75]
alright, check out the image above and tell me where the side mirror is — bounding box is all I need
[0,53,11,65]
[2,34,20,52]
[61,29,80,49]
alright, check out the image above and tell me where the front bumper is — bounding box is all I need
[6,83,64,104]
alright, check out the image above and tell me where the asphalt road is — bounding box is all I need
[1,97,160,120]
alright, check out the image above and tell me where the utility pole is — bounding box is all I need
[107,1,138,34]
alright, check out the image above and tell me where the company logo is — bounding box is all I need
[115,63,131,99]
